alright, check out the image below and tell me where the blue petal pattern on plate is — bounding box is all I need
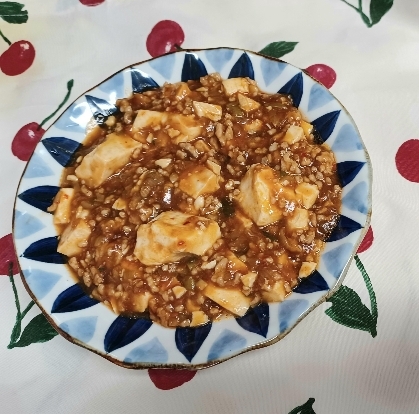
[148,53,176,79]
[181,53,208,81]
[60,316,98,343]
[24,152,54,178]
[229,53,254,79]
[312,110,341,142]
[278,72,303,107]
[13,48,371,369]
[323,243,354,278]
[14,211,45,239]
[293,270,329,294]
[326,215,363,242]
[342,182,368,214]
[18,185,59,213]
[236,302,269,337]
[85,95,118,125]
[205,49,234,72]
[104,316,153,353]
[337,161,366,187]
[24,268,61,300]
[124,337,168,364]
[54,102,90,132]
[130,68,159,93]
[208,330,247,361]
[332,124,363,152]
[279,299,310,332]
[260,58,287,86]
[175,323,212,362]
[308,82,334,111]
[98,71,125,99]
[51,284,99,313]
[42,137,81,167]
[22,237,66,264]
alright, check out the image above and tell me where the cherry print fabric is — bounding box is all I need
[0,1,418,413]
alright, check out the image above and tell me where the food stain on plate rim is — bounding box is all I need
[12,47,372,370]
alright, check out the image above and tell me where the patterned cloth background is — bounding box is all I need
[1,1,418,413]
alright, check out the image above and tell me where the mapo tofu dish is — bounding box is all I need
[49,73,342,328]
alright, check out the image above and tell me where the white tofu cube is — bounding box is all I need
[206,159,221,175]
[190,310,209,327]
[57,219,92,257]
[53,188,74,225]
[295,182,319,209]
[75,133,142,188]
[172,286,187,299]
[225,249,248,274]
[192,101,222,121]
[175,82,192,101]
[240,272,257,288]
[112,198,127,210]
[299,262,317,278]
[261,281,286,302]
[168,113,202,143]
[196,279,208,290]
[283,125,305,145]
[287,207,309,230]
[133,110,202,143]
[134,211,221,266]
[238,93,260,112]
[222,78,250,96]
[301,120,313,137]
[133,109,168,130]
[194,140,211,154]
[155,158,172,169]
[236,164,283,227]
[244,119,263,133]
[186,299,200,313]
[203,283,251,316]
[132,291,152,313]
[179,165,220,199]
[236,211,254,229]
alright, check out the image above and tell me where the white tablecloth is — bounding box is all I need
[1,1,418,412]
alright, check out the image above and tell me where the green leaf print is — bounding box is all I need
[289,398,316,414]
[326,255,378,337]
[259,42,298,59]
[11,314,58,348]
[370,0,394,25]
[7,262,58,349]
[338,0,393,27]
[0,2,28,24]
[326,286,376,335]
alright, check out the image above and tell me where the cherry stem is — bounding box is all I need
[174,44,184,51]
[7,261,36,349]
[8,262,21,317]
[355,254,378,336]
[38,79,74,130]
[339,0,372,27]
[0,28,11,46]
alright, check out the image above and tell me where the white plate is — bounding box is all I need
[13,48,372,369]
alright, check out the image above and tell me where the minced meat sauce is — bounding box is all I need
[49,73,341,328]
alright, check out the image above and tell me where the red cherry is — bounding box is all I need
[12,122,45,161]
[148,369,197,390]
[79,0,105,5]
[305,64,336,89]
[0,40,35,76]
[395,139,419,182]
[357,226,374,253]
[146,20,185,58]
[0,233,19,276]
[11,79,73,161]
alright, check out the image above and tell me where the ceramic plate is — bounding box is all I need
[13,48,372,369]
